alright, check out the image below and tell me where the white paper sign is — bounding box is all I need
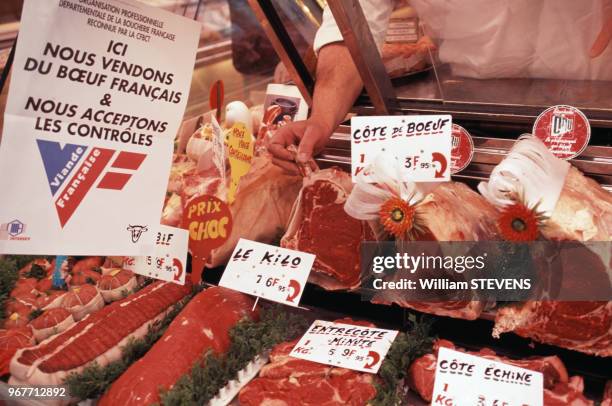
[432,347,543,406]
[219,238,314,307]
[123,225,188,285]
[0,0,199,255]
[290,320,398,373]
[351,115,452,183]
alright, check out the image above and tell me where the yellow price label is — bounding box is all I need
[226,123,253,203]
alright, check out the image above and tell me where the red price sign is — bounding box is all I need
[181,195,232,283]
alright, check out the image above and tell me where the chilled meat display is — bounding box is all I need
[479,136,612,355]
[97,269,138,302]
[99,286,256,405]
[9,281,190,386]
[0,327,33,376]
[239,319,377,406]
[494,301,611,357]
[408,339,593,405]
[30,308,75,343]
[282,168,375,290]
[62,285,105,321]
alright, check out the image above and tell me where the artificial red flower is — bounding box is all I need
[380,196,416,238]
[498,203,541,241]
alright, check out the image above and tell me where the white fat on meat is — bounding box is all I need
[9,283,173,387]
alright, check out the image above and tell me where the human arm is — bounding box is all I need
[268,1,393,174]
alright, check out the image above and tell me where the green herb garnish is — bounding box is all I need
[160,306,309,406]
[372,316,434,406]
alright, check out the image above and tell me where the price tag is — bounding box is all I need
[533,105,590,160]
[351,115,452,183]
[219,238,314,307]
[290,320,398,373]
[432,347,543,406]
[450,124,474,174]
[124,225,188,285]
[227,123,253,203]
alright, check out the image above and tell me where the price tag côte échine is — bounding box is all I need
[351,115,452,183]
[219,238,314,307]
[432,347,543,406]
[124,225,189,285]
[290,320,398,374]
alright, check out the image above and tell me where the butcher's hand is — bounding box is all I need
[591,0,612,57]
[268,118,332,174]
[267,44,364,174]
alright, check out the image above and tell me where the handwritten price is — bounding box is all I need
[404,151,448,178]
[255,275,301,302]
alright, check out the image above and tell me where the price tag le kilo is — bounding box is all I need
[231,247,303,303]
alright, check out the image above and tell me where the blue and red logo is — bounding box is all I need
[37,140,146,227]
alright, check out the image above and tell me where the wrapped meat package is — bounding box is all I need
[479,135,612,356]
[207,156,302,267]
[345,156,499,319]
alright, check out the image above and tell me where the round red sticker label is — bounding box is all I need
[450,124,474,174]
[181,194,232,257]
[532,105,590,160]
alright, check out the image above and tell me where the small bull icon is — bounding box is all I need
[127,224,148,243]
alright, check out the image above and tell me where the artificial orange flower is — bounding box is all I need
[380,196,416,238]
[498,203,540,241]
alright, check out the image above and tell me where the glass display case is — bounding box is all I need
[0,0,279,127]
[248,0,612,191]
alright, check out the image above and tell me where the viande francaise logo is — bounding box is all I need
[37,140,146,227]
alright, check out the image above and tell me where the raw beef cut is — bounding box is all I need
[493,302,611,357]
[35,276,54,293]
[281,168,375,290]
[69,269,101,286]
[479,136,612,355]
[239,319,377,406]
[0,327,33,376]
[99,286,256,406]
[208,155,302,267]
[10,281,190,386]
[3,307,31,330]
[160,152,226,228]
[370,182,500,320]
[72,257,104,273]
[544,376,594,406]
[35,290,65,310]
[97,269,137,302]
[62,285,104,321]
[30,308,75,343]
[408,339,592,405]
[11,278,37,297]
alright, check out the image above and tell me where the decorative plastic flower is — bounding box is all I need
[380,196,416,238]
[498,203,541,241]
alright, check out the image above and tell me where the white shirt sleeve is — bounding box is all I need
[313,0,394,54]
